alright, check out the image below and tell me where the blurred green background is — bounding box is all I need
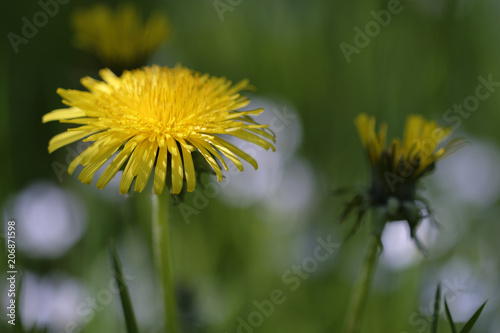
[1,0,500,332]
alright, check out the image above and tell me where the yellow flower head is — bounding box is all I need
[340,114,464,247]
[72,4,170,69]
[43,65,275,195]
[355,113,461,180]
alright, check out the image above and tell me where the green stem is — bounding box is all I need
[152,190,179,333]
[343,208,385,333]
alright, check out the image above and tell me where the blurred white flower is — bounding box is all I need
[218,96,317,218]
[380,222,421,270]
[420,259,492,323]
[19,272,86,331]
[431,140,500,208]
[4,181,86,258]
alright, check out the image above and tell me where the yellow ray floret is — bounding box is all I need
[354,114,387,165]
[43,65,275,195]
[72,4,170,67]
[355,113,462,178]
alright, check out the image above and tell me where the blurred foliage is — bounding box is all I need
[1,0,499,332]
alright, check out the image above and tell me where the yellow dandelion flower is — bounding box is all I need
[72,4,170,69]
[339,114,465,246]
[341,115,466,333]
[355,113,463,182]
[42,65,275,195]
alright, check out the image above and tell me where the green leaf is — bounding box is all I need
[338,193,364,224]
[344,204,370,241]
[444,298,457,333]
[330,186,364,196]
[431,283,441,333]
[29,323,48,333]
[459,301,487,333]
[110,240,140,333]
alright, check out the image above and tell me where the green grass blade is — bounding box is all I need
[459,301,487,333]
[29,323,48,333]
[431,283,442,333]
[444,298,457,333]
[110,240,140,333]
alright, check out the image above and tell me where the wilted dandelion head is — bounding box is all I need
[72,4,170,69]
[43,65,275,195]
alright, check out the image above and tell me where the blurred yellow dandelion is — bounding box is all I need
[339,114,465,244]
[43,65,275,195]
[341,115,465,333]
[355,113,463,180]
[72,4,170,69]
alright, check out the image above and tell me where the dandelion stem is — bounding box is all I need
[343,208,384,333]
[152,190,179,333]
